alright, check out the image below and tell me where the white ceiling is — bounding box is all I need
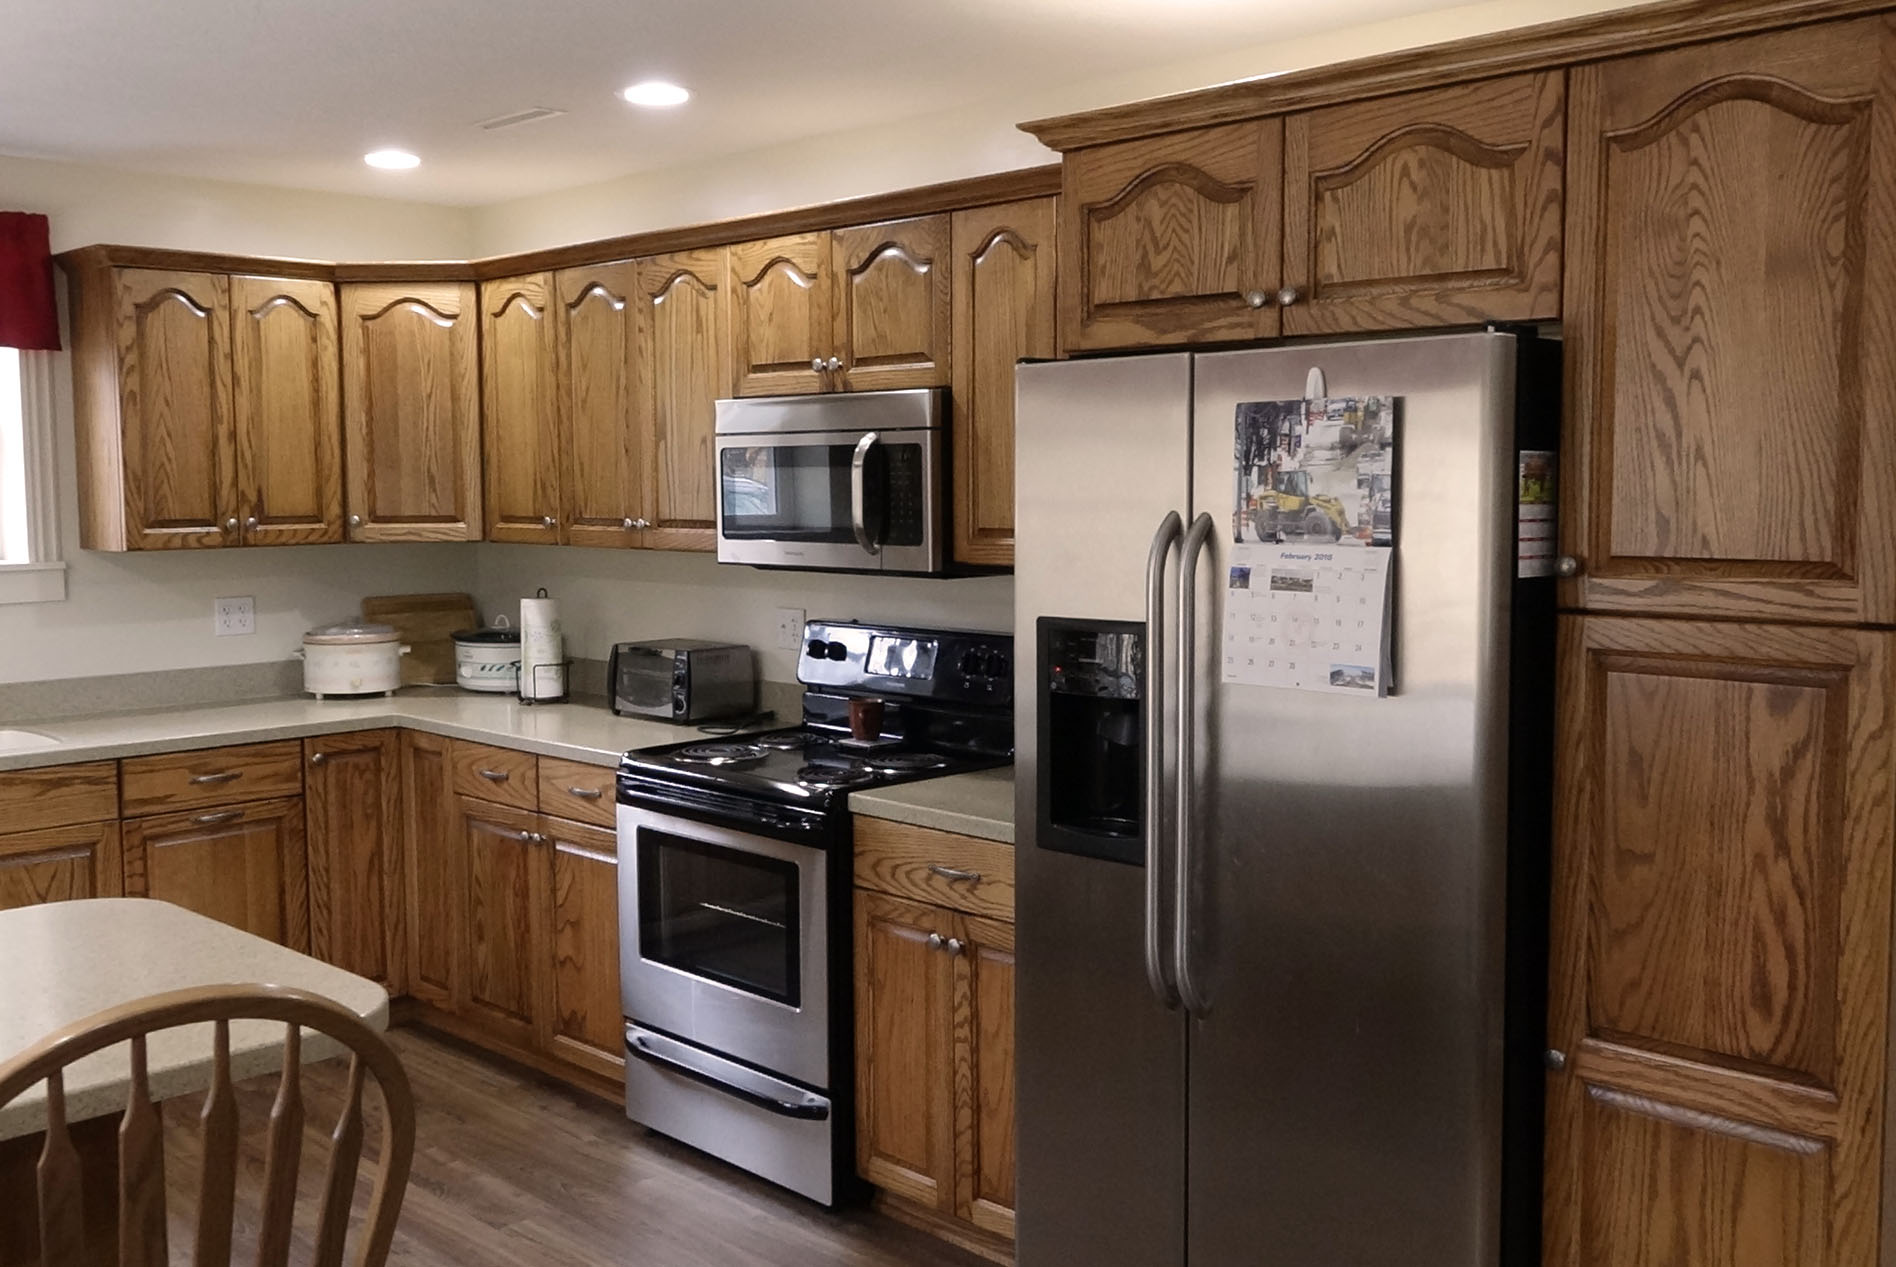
[3,0,1475,206]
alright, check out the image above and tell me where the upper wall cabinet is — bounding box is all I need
[731,218,950,396]
[481,273,562,545]
[340,281,482,542]
[636,248,732,550]
[1280,71,1565,334]
[555,260,645,550]
[1060,121,1283,351]
[1561,19,1896,624]
[951,198,1056,568]
[67,262,342,551]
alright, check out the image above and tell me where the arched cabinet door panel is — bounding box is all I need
[831,215,950,391]
[636,248,731,551]
[730,233,830,397]
[555,261,644,551]
[232,276,342,545]
[481,273,562,544]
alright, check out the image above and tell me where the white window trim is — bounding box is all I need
[0,348,67,604]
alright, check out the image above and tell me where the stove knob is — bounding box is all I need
[806,639,827,658]
[826,642,847,661]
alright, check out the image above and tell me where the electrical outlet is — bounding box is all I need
[774,607,806,650]
[214,596,255,637]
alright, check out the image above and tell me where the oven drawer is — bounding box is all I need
[120,741,304,817]
[852,817,1014,921]
[538,758,616,828]
[450,740,538,810]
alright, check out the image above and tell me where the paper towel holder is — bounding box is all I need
[519,586,569,706]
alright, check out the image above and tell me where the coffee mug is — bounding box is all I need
[848,697,885,742]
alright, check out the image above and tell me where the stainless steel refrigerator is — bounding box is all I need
[1013,331,1557,1267]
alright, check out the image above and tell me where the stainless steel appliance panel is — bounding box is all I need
[1183,333,1519,1265]
[617,804,831,1087]
[1014,355,1192,1267]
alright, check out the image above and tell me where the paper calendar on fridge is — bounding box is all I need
[1222,544,1394,694]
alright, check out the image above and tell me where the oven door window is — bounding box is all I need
[638,828,801,1007]
[720,441,925,548]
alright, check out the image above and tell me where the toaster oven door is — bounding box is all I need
[612,651,677,718]
[715,427,942,574]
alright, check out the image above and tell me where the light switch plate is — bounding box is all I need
[214,595,255,637]
[774,607,806,650]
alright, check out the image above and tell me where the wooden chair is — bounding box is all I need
[0,983,415,1267]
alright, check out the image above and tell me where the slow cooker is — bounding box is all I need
[300,621,409,698]
[453,623,521,694]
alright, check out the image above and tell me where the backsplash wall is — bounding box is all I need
[475,544,1014,685]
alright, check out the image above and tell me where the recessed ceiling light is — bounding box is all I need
[620,81,690,108]
[363,148,421,170]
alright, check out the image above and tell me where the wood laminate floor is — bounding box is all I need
[157,1026,988,1267]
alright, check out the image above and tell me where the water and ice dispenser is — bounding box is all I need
[1036,618,1146,866]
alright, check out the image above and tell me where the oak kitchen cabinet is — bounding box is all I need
[554,259,645,549]
[1543,617,1895,1267]
[731,217,951,396]
[1559,19,1896,625]
[66,262,343,550]
[0,762,123,912]
[853,818,1016,1259]
[950,198,1056,568]
[481,273,562,545]
[635,248,732,550]
[122,796,308,950]
[339,280,482,542]
[304,730,405,991]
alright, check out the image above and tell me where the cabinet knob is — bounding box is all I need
[825,356,842,372]
[309,752,327,766]
[224,517,239,533]
[348,514,363,528]
[541,516,557,529]
[623,518,637,531]
[635,518,651,530]
[811,357,825,372]
[945,937,965,957]
[1275,286,1302,307]
[926,933,945,951]
[1244,290,1270,309]
[245,516,259,531]
[1544,1049,1568,1072]
[1555,555,1582,579]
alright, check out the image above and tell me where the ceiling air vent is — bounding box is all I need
[476,107,567,131]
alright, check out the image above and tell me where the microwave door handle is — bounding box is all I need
[850,431,882,555]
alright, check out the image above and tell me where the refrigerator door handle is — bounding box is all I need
[1144,510,1184,1009]
[1175,511,1217,1018]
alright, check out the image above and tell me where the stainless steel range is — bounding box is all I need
[615,619,1013,1204]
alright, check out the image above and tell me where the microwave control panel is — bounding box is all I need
[799,620,1012,706]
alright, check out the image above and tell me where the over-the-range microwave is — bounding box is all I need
[714,388,945,575]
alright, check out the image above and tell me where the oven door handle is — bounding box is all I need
[625,1027,831,1121]
[850,431,882,556]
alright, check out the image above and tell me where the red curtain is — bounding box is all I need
[0,213,60,351]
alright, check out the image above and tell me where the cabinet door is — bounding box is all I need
[1060,121,1282,351]
[1281,70,1564,334]
[340,281,481,542]
[636,248,731,550]
[1562,20,1896,623]
[950,199,1055,567]
[543,815,624,1081]
[230,275,342,545]
[831,216,950,391]
[456,796,547,1047]
[0,822,122,911]
[402,730,460,1008]
[482,273,563,544]
[123,796,309,950]
[855,889,957,1210]
[953,912,1017,1240]
[305,730,404,990]
[555,261,645,550]
[729,233,830,396]
[1544,617,1895,1267]
[114,269,236,549]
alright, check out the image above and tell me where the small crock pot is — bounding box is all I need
[300,621,409,698]
[452,623,521,694]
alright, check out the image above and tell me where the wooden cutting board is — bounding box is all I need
[361,592,480,686]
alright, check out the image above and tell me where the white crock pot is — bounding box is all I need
[452,622,521,694]
[300,621,409,698]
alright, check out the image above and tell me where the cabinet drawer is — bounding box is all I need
[450,740,538,811]
[0,761,119,833]
[853,817,1014,921]
[120,741,303,817]
[537,757,616,829]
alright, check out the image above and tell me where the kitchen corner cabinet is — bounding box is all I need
[1560,19,1896,624]
[340,281,482,542]
[853,818,1017,1254]
[1280,70,1564,334]
[1544,616,1895,1267]
[66,264,342,550]
[634,248,731,550]
[482,273,562,544]
[304,730,405,991]
[951,198,1056,567]
[732,217,950,396]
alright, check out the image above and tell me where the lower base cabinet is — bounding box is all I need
[544,816,624,1080]
[304,730,405,990]
[122,795,308,950]
[0,821,122,911]
[458,795,548,1048]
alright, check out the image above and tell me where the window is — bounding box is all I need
[0,345,65,602]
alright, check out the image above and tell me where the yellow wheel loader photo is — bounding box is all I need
[1248,469,1350,542]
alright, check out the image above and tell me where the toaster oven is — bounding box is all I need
[607,640,756,722]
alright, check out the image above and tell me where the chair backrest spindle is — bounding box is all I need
[192,1019,238,1267]
[254,1024,304,1267]
[118,1034,167,1267]
[36,1069,85,1267]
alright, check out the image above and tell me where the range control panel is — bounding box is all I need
[798,619,1013,706]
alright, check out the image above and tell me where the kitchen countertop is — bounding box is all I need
[0,899,387,1140]
[849,767,1015,844]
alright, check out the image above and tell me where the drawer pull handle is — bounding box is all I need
[567,786,603,800]
[478,769,511,783]
[190,771,242,785]
[928,864,981,884]
[192,810,244,826]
